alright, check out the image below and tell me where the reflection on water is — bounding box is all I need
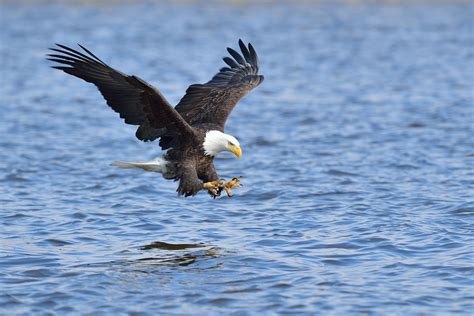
[140,241,206,251]
[72,242,222,273]
[1,1,473,315]
[138,241,219,267]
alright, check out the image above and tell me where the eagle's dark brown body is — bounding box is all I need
[163,127,219,196]
[48,40,263,197]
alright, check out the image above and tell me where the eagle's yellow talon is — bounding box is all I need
[224,187,234,197]
[203,180,222,197]
[204,177,242,198]
[220,177,242,197]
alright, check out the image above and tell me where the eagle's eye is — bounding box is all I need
[227,141,233,146]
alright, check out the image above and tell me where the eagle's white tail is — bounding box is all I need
[111,157,168,173]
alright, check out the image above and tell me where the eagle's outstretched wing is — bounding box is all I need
[47,44,194,146]
[174,39,264,129]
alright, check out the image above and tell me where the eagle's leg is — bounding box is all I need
[177,164,203,197]
[203,180,223,198]
[220,177,242,197]
[200,165,222,198]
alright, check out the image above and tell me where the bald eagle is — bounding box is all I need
[48,40,263,197]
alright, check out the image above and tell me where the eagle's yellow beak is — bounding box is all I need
[228,145,242,158]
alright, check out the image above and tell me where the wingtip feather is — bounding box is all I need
[248,43,258,65]
[227,47,245,65]
[223,56,238,68]
[238,39,252,63]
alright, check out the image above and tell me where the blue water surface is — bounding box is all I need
[1,1,473,315]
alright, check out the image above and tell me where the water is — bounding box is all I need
[1,1,473,315]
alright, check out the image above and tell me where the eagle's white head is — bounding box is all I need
[203,130,242,158]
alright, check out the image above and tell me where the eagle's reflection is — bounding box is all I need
[140,241,205,251]
[136,241,220,267]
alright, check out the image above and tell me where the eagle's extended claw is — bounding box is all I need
[203,180,223,198]
[221,177,242,197]
[203,177,242,198]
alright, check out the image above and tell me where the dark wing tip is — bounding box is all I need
[227,39,259,67]
[226,47,245,65]
[77,43,105,64]
[55,43,71,50]
[247,43,258,65]
[51,66,69,71]
[238,39,252,64]
[223,56,239,68]
[49,43,104,66]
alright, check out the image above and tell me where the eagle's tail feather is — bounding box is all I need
[111,157,167,173]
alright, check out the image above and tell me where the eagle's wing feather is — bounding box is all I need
[48,44,194,145]
[174,39,264,129]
